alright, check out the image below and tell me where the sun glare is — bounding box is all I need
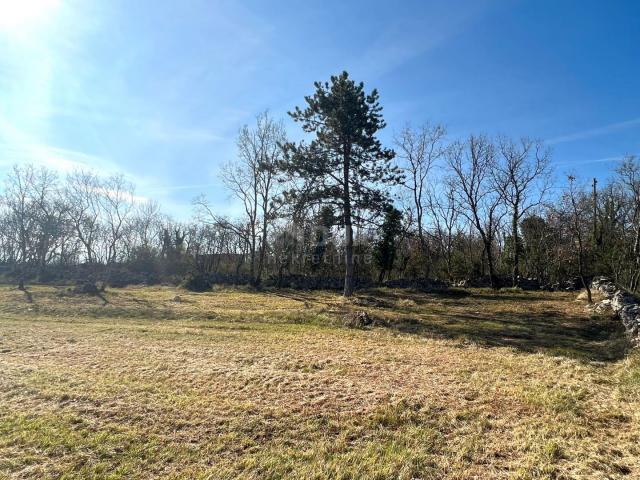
[0,0,59,31]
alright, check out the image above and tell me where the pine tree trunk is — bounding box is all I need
[344,213,354,297]
[343,146,354,297]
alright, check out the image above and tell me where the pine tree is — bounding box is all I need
[373,205,403,283]
[281,71,402,296]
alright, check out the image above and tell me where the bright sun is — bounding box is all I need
[0,0,59,31]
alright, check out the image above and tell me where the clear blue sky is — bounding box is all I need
[1,0,638,218]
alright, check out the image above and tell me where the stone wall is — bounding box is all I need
[591,277,640,344]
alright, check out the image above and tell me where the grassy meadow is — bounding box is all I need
[0,284,638,479]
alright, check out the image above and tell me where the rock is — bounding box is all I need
[343,311,373,329]
[590,277,640,344]
[593,299,611,314]
[173,295,182,303]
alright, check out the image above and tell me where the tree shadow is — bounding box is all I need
[384,308,630,363]
[96,291,109,306]
[363,287,471,305]
[469,293,560,303]
[20,288,33,304]
[216,287,630,362]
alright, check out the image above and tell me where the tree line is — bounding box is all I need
[1,72,638,297]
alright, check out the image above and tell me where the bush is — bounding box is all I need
[181,272,212,292]
[72,281,103,295]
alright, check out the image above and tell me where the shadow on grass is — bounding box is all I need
[385,309,630,363]
[264,287,471,310]
[7,284,630,363]
[21,288,33,303]
[353,288,630,362]
[269,288,630,362]
[469,293,557,302]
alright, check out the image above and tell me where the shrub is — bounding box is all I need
[72,281,102,295]
[181,272,212,292]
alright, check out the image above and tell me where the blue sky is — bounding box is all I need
[1,0,639,218]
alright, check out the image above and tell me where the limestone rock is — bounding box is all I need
[590,277,640,344]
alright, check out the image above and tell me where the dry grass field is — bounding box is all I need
[0,284,639,479]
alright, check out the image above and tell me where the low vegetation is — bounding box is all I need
[1,285,638,479]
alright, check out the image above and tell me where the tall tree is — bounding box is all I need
[427,183,459,281]
[616,156,640,290]
[447,135,503,288]
[394,123,446,275]
[281,71,401,296]
[520,215,552,283]
[100,174,135,265]
[2,165,64,287]
[563,176,592,303]
[493,137,551,286]
[373,205,403,283]
[200,111,285,286]
[65,170,102,264]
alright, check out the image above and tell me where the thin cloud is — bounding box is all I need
[0,141,182,210]
[547,117,640,145]
[554,155,631,167]
[0,142,120,174]
[84,184,150,204]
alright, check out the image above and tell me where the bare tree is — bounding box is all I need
[29,168,68,273]
[131,200,164,250]
[99,174,135,264]
[427,183,459,281]
[616,156,640,290]
[563,176,592,303]
[0,165,69,286]
[394,123,446,275]
[493,137,551,286]
[218,111,286,285]
[65,170,102,264]
[447,135,503,288]
[3,165,38,288]
[0,202,13,264]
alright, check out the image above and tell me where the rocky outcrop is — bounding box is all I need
[591,277,640,344]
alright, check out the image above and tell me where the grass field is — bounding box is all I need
[0,285,639,479]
